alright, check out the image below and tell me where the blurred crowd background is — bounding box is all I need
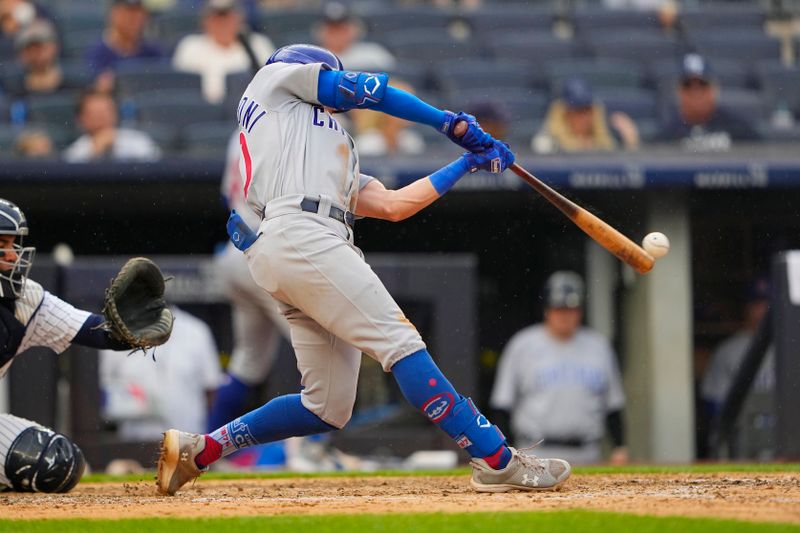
[1,0,799,159]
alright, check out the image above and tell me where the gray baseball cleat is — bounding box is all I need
[470,447,571,492]
[156,429,207,495]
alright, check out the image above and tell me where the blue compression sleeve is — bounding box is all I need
[317,71,446,129]
[429,157,471,196]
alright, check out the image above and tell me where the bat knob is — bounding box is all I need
[453,120,468,137]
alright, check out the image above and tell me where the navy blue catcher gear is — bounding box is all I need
[5,426,85,493]
[266,44,343,71]
[0,198,35,299]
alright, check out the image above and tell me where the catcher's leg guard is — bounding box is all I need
[5,427,85,493]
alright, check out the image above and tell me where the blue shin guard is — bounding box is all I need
[392,350,509,463]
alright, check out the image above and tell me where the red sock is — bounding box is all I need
[482,445,512,470]
[194,435,222,468]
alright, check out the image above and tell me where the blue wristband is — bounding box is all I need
[428,157,471,196]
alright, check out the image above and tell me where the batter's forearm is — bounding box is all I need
[371,87,447,129]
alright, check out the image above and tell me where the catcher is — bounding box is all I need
[0,198,173,493]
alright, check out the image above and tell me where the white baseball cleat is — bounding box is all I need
[156,429,207,496]
[470,447,571,493]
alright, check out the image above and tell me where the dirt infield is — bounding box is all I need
[3,472,799,523]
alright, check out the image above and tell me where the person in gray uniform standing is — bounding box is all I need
[490,271,628,465]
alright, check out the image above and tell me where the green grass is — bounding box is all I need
[2,511,798,533]
[81,462,800,484]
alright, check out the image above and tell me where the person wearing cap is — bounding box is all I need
[0,0,56,61]
[490,271,627,465]
[5,19,78,98]
[532,76,639,153]
[353,79,425,156]
[660,53,761,152]
[701,278,775,459]
[84,0,164,91]
[315,1,395,72]
[172,0,274,104]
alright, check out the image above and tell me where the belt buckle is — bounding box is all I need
[344,210,354,227]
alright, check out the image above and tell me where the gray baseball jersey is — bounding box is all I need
[0,279,90,379]
[490,325,625,445]
[701,331,775,404]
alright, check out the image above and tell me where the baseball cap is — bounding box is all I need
[544,271,584,309]
[322,1,353,24]
[680,53,713,82]
[15,20,56,50]
[562,77,594,109]
[204,0,240,14]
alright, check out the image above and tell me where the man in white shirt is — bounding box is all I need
[172,0,275,104]
[63,89,161,162]
[100,307,223,441]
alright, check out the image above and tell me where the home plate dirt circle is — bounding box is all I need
[2,473,799,524]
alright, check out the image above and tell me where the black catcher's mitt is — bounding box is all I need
[102,257,174,349]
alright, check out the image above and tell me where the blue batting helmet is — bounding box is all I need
[266,44,343,71]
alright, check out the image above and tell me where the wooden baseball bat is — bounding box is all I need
[509,163,655,274]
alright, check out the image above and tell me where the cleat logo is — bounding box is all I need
[180,451,189,462]
[522,474,540,487]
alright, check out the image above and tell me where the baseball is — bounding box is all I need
[52,242,74,266]
[642,232,670,258]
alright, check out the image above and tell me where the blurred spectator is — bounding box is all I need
[602,0,678,30]
[63,88,161,162]
[99,306,223,441]
[315,2,395,72]
[172,0,274,104]
[0,0,56,60]
[702,278,775,459]
[4,20,79,99]
[14,128,53,157]
[490,271,627,465]
[85,0,164,92]
[354,80,424,156]
[471,100,510,140]
[660,54,761,152]
[532,77,639,153]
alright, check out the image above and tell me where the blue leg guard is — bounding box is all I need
[392,350,508,460]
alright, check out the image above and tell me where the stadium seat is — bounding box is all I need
[486,33,580,72]
[678,5,765,33]
[572,8,660,35]
[718,89,767,128]
[61,29,102,60]
[0,125,18,156]
[451,87,549,124]
[132,90,225,128]
[258,9,319,44]
[688,31,781,64]
[466,6,554,36]
[385,62,431,93]
[546,59,644,93]
[756,63,800,115]
[116,62,202,98]
[362,7,455,36]
[153,9,199,44]
[25,92,79,128]
[595,88,658,121]
[384,30,487,63]
[181,120,236,158]
[55,8,106,33]
[434,60,536,99]
[136,122,181,153]
[586,32,683,67]
[60,60,94,88]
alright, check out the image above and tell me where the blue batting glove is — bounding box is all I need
[441,111,495,153]
[226,210,258,252]
[463,141,515,174]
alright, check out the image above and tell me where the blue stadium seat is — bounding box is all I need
[55,8,106,33]
[25,92,79,128]
[451,87,549,123]
[546,59,644,93]
[132,90,226,128]
[586,32,683,67]
[572,8,660,35]
[596,88,658,121]
[136,123,181,153]
[384,30,486,62]
[718,89,766,128]
[688,31,781,64]
[435,60,536,98]
[116,62,202,98]
[0,125,18,155]
[466,6,554,35]
[757,63,800,115]
[60,60,94,88]
[486,33,580,70]
[362,7,455,36]
[678,5,765,33]
[181,120,236,158]
[153,9,199,41]
[258,9,318,44]
[61,29,103,60]
[385,62,431,93]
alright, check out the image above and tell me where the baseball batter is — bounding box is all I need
[207,131,291,430]
[157,44,571,495]
[491,272,626,465]
[0,198,144,492]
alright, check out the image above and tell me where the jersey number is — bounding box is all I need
[240,132,253,198]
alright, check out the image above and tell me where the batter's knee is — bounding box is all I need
[5,427,85,493]
[301,387,356,429]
